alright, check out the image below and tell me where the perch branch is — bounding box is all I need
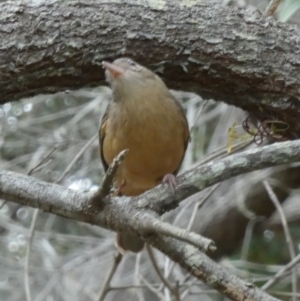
[2,140,299,301]
[93,149,128,201]
[0,0,300,138]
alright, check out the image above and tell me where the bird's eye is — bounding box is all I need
[128,60,135,67]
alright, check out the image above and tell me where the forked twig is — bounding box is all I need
[138,274,165,300]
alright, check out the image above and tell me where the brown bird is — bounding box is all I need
[99,58,190,254]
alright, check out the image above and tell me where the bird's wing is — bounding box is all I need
[99,104,110,172]
[171,95,191,175]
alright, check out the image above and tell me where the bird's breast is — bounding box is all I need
[103,97,187,195]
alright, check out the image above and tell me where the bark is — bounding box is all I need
[2,140,300,300]
[141,140,300,215]
[1,0,300,297]
[1,0,300,136]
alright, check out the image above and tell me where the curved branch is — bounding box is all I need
[150,236,278,301]
[140,139,300,214]
[1,0,300,135]
[1,140,300,301]
[3,140,300,223]
[0,170,214,254]
[0,179,279,301]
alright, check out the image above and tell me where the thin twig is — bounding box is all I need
[29,160,53,175]
[146,244,180,301]
[144,217,216,253]
[11,145,58,217]
[264,0,282,17]
[263,180,297,300]
[109,284,164,290]
[190,139,253,169]
[24,208,39,301]
[180,282,194,300]
[90,149,128,208]
[27,145,58,176]
[186,184,220,231]
[24,146,59,301]
[272,291,300,298]
[164,187,220,298]
[134,253,146,301]
[241,217,265,261]
[189,99,208,133]
[138,274,165,300]
[97,149,128,198]
[56,133,97,183]
[262,252,300,290]
[24,135,95,301]
[109,282,193,291]
[96,252,123,301]
[163,257,172,301]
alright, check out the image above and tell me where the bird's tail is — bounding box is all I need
[115,232,144,254]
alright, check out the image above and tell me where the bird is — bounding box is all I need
[99,58,190,254]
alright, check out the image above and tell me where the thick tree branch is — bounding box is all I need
[0,170,214,254]
[1,0,300,135]
[150,237,278,301]
[1,140,300,300]
[0,181,279,301]
[139,139,300,215]
[3,140,300,222]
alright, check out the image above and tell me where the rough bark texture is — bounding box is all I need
[1,0,300,136]
[3,140,300,223]
[1,140,300,301]
[1,1,300,298]
[141,140,300,215]
[150,237,276,301]
[0,169,283,301]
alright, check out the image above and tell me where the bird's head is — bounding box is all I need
[102,58,163,101]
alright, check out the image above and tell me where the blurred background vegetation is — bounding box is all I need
[1,0,300,300]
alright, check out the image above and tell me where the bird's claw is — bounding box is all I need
[110,180,126,197]
[162,174,177,194]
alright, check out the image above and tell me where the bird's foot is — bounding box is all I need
[162,174,177,194]
[110,180,126,197]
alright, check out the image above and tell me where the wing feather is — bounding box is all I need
[99,105,110,172]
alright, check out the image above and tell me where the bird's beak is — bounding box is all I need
[102,61,124,78]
